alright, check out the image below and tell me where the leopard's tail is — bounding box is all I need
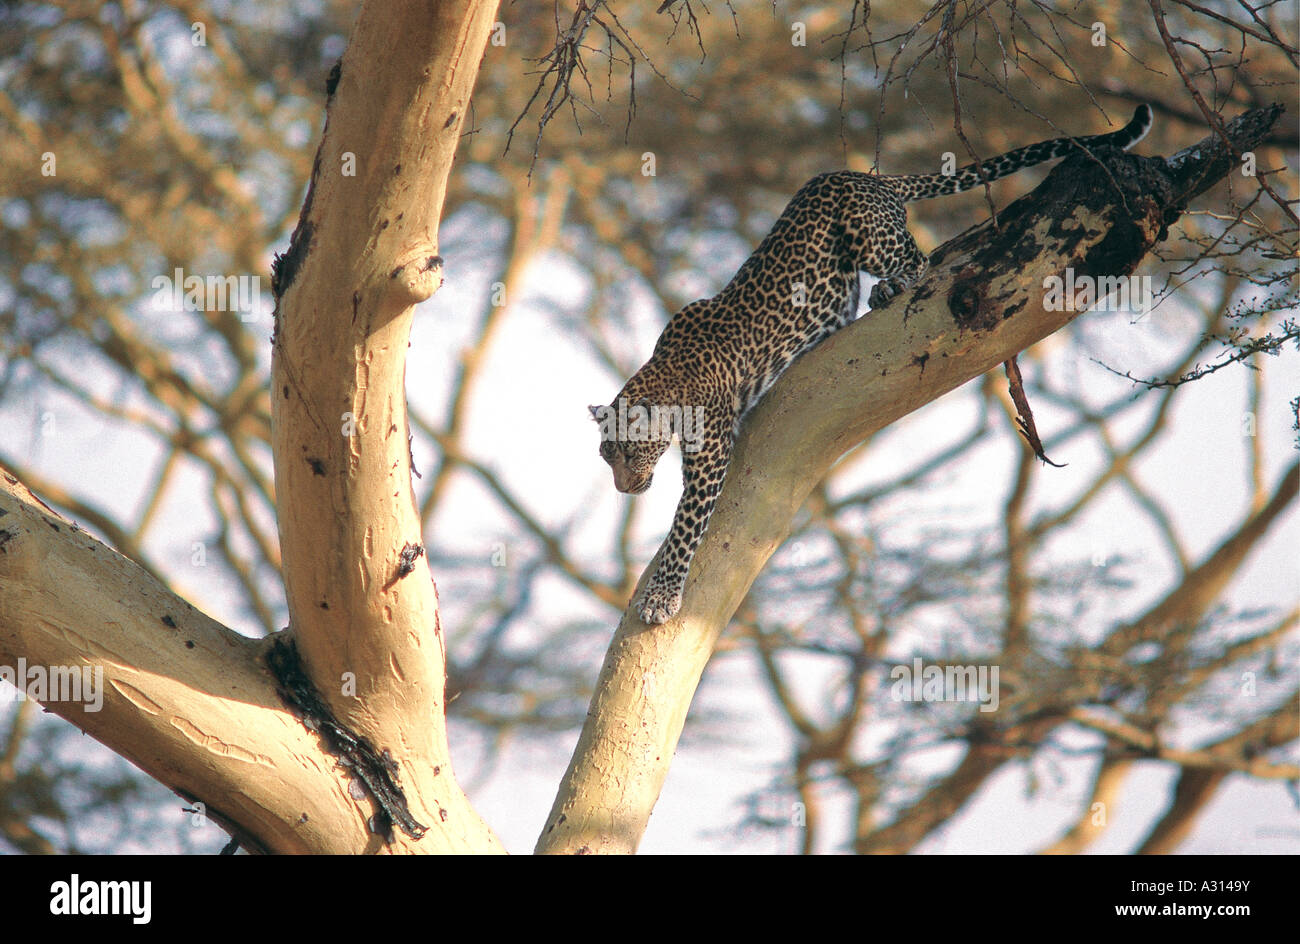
[885,104,1152,203]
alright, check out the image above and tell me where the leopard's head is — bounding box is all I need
[589,398,673,495]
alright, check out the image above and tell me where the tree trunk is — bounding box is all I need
[1,0,505,854]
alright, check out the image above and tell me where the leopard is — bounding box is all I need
[591,105,1153,625]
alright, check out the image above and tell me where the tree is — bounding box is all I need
[1,1,1295,854]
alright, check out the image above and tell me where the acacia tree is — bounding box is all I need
[0,1,1295,854]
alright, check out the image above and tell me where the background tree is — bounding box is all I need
[0,0,1295,854]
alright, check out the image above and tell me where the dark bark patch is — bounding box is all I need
[267,637,427,842]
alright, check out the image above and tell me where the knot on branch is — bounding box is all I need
[386,254,445,308]
[948,277,993,330]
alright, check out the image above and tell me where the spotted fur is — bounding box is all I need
[593,105,1152,624]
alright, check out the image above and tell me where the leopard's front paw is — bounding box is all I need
[868,279,903,308]
[636,582,683,625]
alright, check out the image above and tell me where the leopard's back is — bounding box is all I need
[657,171,908,420]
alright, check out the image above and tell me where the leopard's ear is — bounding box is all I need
[588,405,604,421]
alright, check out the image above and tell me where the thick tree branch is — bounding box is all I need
[0,469,364,853]
[269,0,504,852]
